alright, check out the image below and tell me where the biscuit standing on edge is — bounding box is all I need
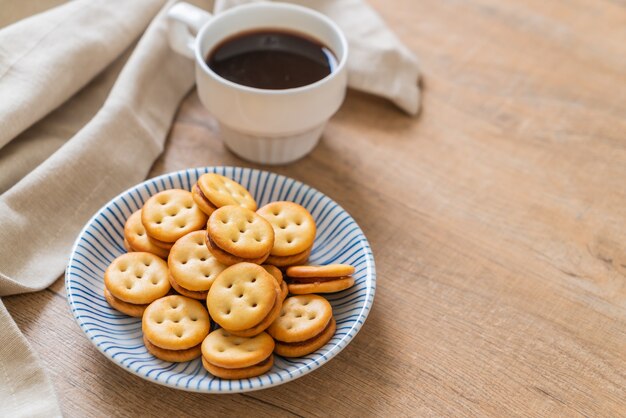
[104,252,171,317]
[141,189,207,249]
[207,263,282,337]
[263,264,289,301]
[201,329,274,379]
[268,295,336,357]
[142,295,210,362]
[168,231,226,300]
[286,263,356,294]
[124,210,169,258]
[192,173,257,216]
[257,201,316,267]
[206,206,274,266]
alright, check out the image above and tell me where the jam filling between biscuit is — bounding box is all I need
[168,274,208,296]
[194,184,218,211]
[144,334,201,354]
[287,276,348,284]
[105,287,149,308]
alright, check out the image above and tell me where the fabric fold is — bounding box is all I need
[0,0,165,150]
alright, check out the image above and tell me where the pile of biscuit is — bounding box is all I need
[103,173,355,379]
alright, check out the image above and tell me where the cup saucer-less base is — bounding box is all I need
[219,123,326,165]
[66,166,376,393]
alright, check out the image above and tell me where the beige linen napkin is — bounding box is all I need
[0,0,419,415]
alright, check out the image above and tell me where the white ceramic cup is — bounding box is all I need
[167,2,348,164]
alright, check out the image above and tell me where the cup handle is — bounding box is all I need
[167,2,213,59]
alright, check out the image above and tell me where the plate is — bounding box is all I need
[65,166,376,393]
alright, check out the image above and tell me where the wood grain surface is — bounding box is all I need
[4,0,626,416]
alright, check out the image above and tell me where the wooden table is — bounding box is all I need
[5,0,626,416]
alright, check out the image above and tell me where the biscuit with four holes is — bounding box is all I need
[201,329,274,379]
[168,231,226,300]
[104,252,171,316]
[142,295,210,362]
[206,206,274,265]
[207,263,278,332]
[268,295,335,357]
[141,189,207,245]
[286,263,355,294]
[257,201,316,256]
[124,210,169,258]
[192,173,257,216]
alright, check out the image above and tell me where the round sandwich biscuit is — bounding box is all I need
[265,246,312,268]
[142,295,210,361]
[257,201,316,257]
[103,287,148,317]
[268,295,332,342]
[201,329,274,379]
[124,210,169,258]
[286,264,355,278]
[104,252,171,313]
[207,206,274,260]
[202,355,274,380]
[207,263,278,332]
[205,235,270,266]
[141,189,207,244]
[268,295,335,358]
[288,276,355,294]
[274,317,336,358]
[168,231,226,300]
[143,334,202,362]
[193,173,257,216]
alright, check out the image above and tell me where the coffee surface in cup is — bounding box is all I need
[207,29,337,90]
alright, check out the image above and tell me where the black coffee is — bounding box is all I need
[207,29,337,90]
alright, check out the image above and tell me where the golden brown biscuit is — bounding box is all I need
[205,235,270,266]
[142,295,210,351]
[201,328,274,368]
[168,274,207,300]
[287,276,355,294]
[124,210,169,258]
[207,206,274,259]
[201,354,274,380]
[229,282,282,337]
[286,264,355,278]
[268,295,332,343]
[195,173,257,211]
[261,264,283,284]
[192,183,218,216]
[141,189,207,244]
[123,238,133,252]
[143,334,202,362]
[257,201,316,256]
[265,246,311,267]
[207,263,277,331]
[274,317,336,358]
[104,252,170,305]
[168,231,226,296]
[103,287,148,317]
[280,281,288,301]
